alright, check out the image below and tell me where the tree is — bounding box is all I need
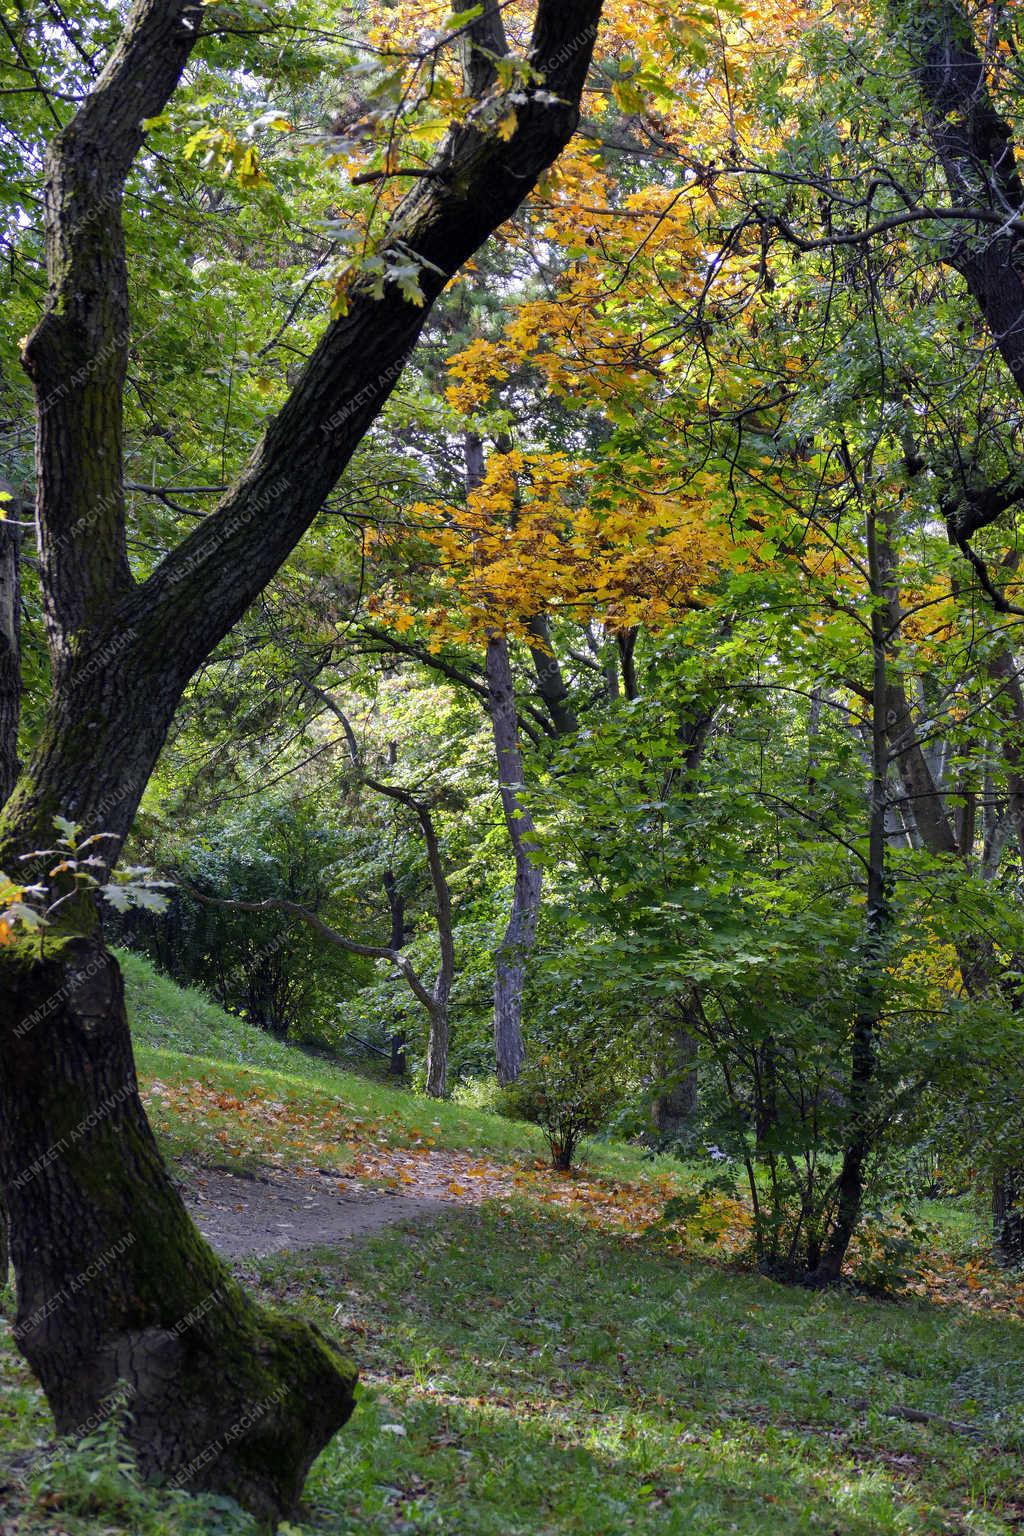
[0,0,604,1514]
[299,686,457,1097]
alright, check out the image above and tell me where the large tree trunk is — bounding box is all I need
[0,485,21,1297]
[0,668,357,1511]
[1,935,355,1518]
[0,491,21,804]
[905,0,1024,400]
[486,634,543,1084]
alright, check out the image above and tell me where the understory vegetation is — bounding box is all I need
[1,965,1022,1536]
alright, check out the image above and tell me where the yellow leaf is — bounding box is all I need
[497,110,518,142]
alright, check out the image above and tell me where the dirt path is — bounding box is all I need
[180,1146,516,1260]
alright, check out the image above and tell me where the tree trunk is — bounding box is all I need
[993,1168,1024,1267]
[905,0,1024,398]
[425,1003,450,1099]
[486,634,542,1084]
[0,933,355,1518]
[0,485,21,1299]
[525,614,578,734]
[617,628,640,700]
[465,422,580,1083]
[813,499,890,1283]
[383,868,409,951]
[651,1023,698,1140]
[3,0,604,1504]
[0,488,21,804]
[0,644,363,1517]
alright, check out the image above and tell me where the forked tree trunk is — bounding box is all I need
[2,0,603,1508]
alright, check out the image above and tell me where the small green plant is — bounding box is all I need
[0,816,172,952]
[24,1412,254,1533]
[504,1043,620,1171]
[851,1210,938,1294]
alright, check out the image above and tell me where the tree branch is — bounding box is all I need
[21,0,204,658]
[180,882,438,1016]
[134,0,604,692]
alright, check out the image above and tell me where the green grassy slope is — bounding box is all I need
[125,950,674,1183]
[0,956,1020,1536]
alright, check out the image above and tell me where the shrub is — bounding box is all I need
[504,1045,620,1170]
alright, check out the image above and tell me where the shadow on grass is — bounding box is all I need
[253,1202,1024,1536]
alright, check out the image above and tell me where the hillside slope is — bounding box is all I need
[0,958,1020,1536]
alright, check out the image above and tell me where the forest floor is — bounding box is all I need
[1,953,1023,1536]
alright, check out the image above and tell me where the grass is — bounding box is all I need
[126,951,681,1186]
[282,1207,1024,1535]
[1,954,1022,1535]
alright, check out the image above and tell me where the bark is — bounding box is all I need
[0,1188,7,1297]
[382,868,409,952]
[993,1168,1024,1266]
[460,0,509,96]
[486,634,542,1084]
[525,614,578,734]
[617,627,640,700]
[3,0,605,1510]
[0,481,22,806]
[884,678,958,855]
[0,481,21,1295]
[651,1023,698,1140]
[906,1,1024,403]
[0,937,355,1520]
[986,646,1024,866]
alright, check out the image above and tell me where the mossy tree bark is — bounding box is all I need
[0,483,21,807]
[1,1,604,1512]
[0,481,21,1294]
[1,936,355,1521]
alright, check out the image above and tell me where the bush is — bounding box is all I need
[503,1045,620,1171]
